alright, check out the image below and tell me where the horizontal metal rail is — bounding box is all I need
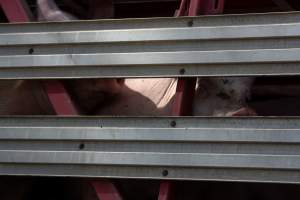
[1,12,300,79]
[3,23,300,45]
[1,116,300,183]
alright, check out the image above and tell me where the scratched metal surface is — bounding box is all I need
[0,12,300,79]
[1,116,300,183]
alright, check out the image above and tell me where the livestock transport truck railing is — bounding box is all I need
[2,10,300,199]
[2,1,300,200]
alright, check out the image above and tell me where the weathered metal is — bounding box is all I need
[1,12,300,79]
[1,116,300,183]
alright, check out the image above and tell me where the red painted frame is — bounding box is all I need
[91,180,123,200]
[158,0,225,199]
[158,181,173,200]
[1,1,123,199]
[0,0,32,22]
[0,0,78,116]
[43,80,78,115]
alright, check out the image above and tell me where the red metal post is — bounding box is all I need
[159,0,225,199]
[91,180,123,200]
[173,0,225,115]
[158,181,173,200]
[171,78,196,116]
[189,0,225,15]
[43,80,78,115]
[87,0,123,198]
[1,1,123,199]
[0,0,32,22]
[0,0,78,115]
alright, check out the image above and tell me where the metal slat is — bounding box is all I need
[0,12,300,79]
[1,23,300,46]
[0,116,297,128]
[2,164,300,183]
[1,117,300,183]
[1,38,300,56]
[1,49,300,78]
[1,127,300,143]
[2,151,300,170]
[2,49,300,66]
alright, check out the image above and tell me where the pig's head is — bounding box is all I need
[64,79,124,113]
[193,77,257,116]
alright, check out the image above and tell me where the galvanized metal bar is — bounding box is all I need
[2,150,300,170]
[4,49,300,67]
[3,37,300,56]
[2,63,300,79]
[2,164,300,183]
[0,116,297,128]
[0,12,299,79]
[1,49,300,79]
[1,127,300,143]
[2,23,300,45]
[1,117,300,183]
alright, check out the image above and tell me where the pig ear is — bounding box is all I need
[37,0,78,22]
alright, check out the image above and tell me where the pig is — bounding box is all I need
[96,77,256,116]
[37,0,125,114]
[0,0,256,117]
[193,77,256,116]
[0,0,125,116]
